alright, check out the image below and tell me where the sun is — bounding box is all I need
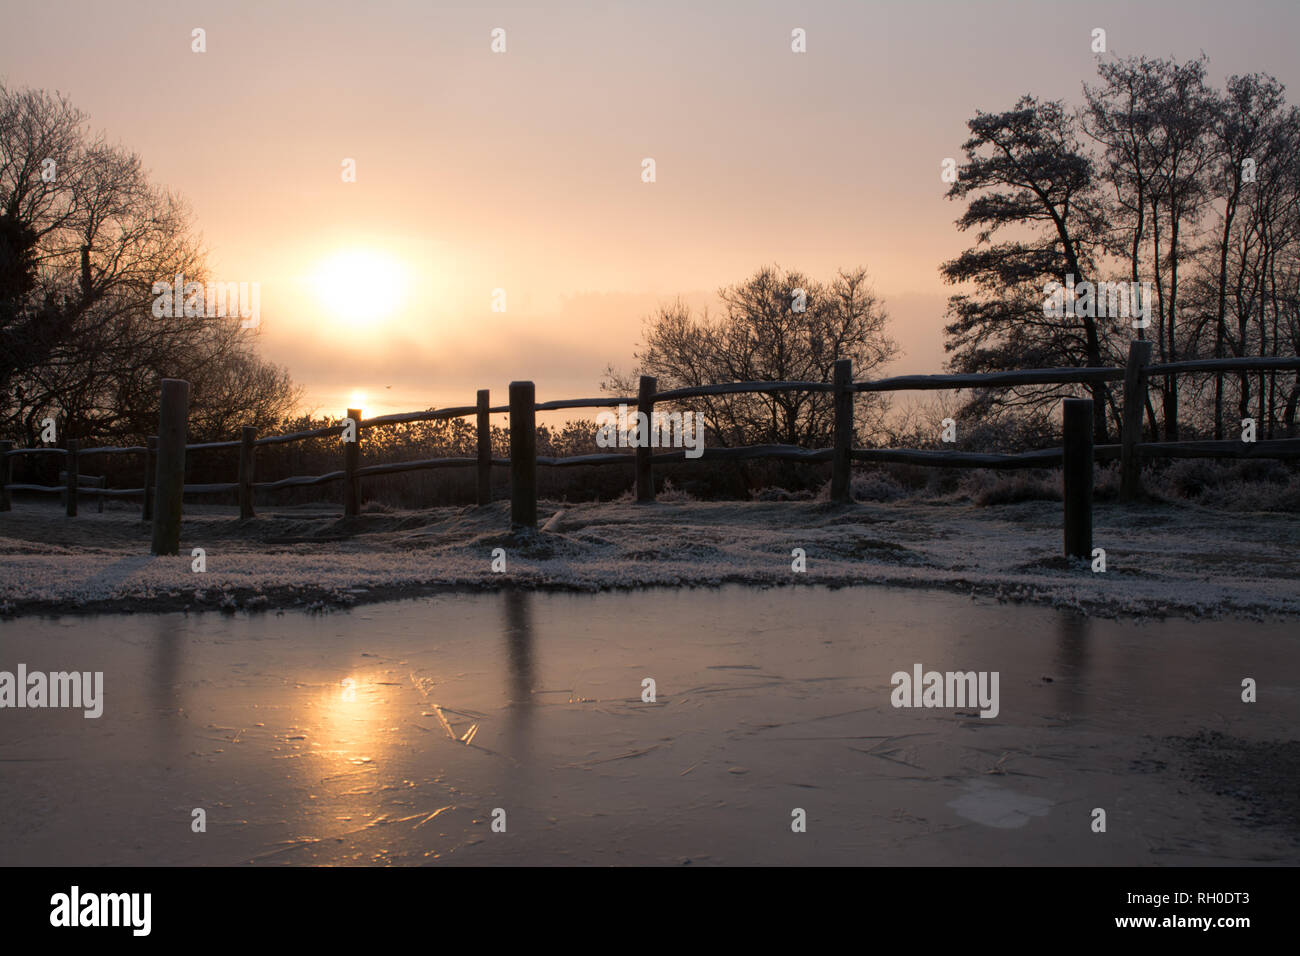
[310,249,408,327]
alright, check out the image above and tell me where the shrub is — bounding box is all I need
[753,486,814,502]
[850,471,908,502]
[959,470,1061,506]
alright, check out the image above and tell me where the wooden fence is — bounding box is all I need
[2,343,1298,560]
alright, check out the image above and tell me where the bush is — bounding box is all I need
[1093,462,1121,500]
[849,471,908,502]
[1198,477,1300,512]
[657,479,694,503]
[753,486,814,502]
[1160,459,1223,498]
[959,470,1061,506]
[1139,459,1300,512]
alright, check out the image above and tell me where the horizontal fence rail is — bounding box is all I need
[854,367,1125,391]
[1145,356,1300,377]
[2,348,1297,555]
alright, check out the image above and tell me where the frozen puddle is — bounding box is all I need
[0,585,1297,866]
[948,781,1052,829]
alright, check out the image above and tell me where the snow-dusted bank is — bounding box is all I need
[0,498,1298,619]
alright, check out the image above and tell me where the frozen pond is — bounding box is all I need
[1,586,1297,865]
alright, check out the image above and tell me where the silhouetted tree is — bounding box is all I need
[946,57,1300,443]
[0,84,299,446]
[605,265,897,448]
[1084,56,1217,439]
[941,96,1117,441]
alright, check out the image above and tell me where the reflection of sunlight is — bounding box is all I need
[313,673,390,764]
[295,672,403,827]
[270,665,462,862]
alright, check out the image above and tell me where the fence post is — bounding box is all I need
[1120,339,1153,503]
[142,436,157,521]
[0,440,12,511]
[509,381,537,529]
[476,389,491,506]
[1063,398,1093,560]
[151,379,189,555]
[832,358,853,503]
[64,440,79,517]
[239,425,257,520]
[636,375,656,502]
[344,408,361,517]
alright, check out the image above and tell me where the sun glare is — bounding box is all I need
[311,249,408,326]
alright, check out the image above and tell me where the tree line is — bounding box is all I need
[5,55,1297,475]
[0,84,298,448]
[614,55,1298,452]
[942,54,1300,442]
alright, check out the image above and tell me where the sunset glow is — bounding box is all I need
[310,250,409,329]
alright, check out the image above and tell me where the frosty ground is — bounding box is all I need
[1,496,1297,619]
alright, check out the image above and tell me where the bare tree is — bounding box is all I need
[1204,74,1285,437]
[0,84,299,445]
[605,265,897,448]
[941,96,1118,442]
[1085,56,1218,439]
[947,57,1299,444]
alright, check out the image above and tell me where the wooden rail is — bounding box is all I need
[2,348,1297,558]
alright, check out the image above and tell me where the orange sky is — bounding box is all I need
[5,0,1299,417]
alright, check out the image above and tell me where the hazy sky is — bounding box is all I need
[4,0,1299,416]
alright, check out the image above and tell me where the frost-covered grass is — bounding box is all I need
[1,493,1298,620]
